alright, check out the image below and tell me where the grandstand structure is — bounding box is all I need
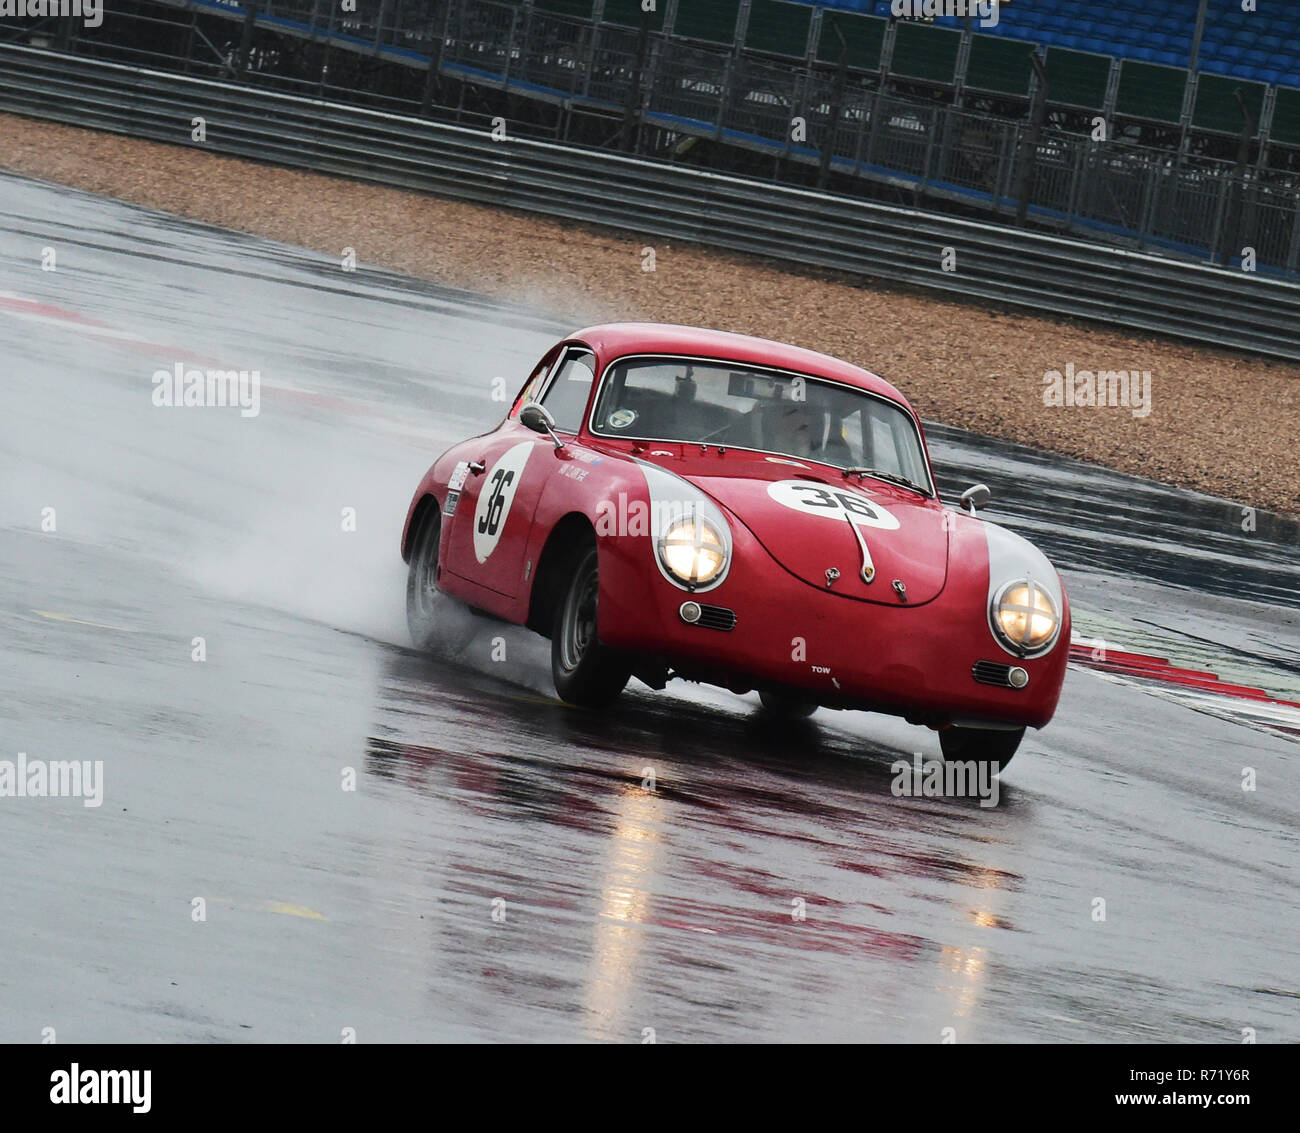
[6,0,1300,276]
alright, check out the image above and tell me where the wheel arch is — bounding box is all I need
[402,493,441,563]
[526,512,597,636]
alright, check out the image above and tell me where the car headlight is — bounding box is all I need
[658,515,728,589]
[990,579,1060,656]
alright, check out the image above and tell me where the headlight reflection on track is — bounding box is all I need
[583,785,662,1039]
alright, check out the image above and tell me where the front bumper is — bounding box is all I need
[596,524,1069,730]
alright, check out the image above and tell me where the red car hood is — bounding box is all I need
[678,459,950,605]
[650,454,946,605]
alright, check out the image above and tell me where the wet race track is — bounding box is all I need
[2,172,1298,1043]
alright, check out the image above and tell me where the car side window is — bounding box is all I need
[511,354,554,418]
[540,350,596,433]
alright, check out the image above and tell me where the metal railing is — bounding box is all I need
[7,1,1300,274]
[2,43,1299,360]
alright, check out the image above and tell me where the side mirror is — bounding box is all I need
[959,483,991,515]
[519,402,564,449]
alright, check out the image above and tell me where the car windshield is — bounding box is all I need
[590,357,932,492]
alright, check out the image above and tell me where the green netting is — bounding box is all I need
[1194,74,1265,135]
[535,0,594,18]
[602,0,666,32]
[1115,61,1186,123]
[965,33,1034,96]
[745,0,812,59]
[1271,86,1300,146]
[674,0,741,45]
[891,22,959,85]
[1043,47,1110,109]
[815,11,885,72]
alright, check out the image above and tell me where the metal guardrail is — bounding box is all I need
[3,43,1300,361]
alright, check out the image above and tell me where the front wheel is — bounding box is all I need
[758,690,818,718]
[939,725,1024,770]
[551,544,632,707]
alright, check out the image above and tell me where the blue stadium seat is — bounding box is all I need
[784,0,1300,89]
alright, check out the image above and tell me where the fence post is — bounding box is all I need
[1207,174,1231,265]
[852,83,869,176]
[585,0,605,102]
[504,4,522,87]
[1014,50,1048,226]
[1285,197,1300,276]
[1064,137,1084,230]
[621,3,653,153]
[817,15,849,189]
[422,0,450,116]
[234,5,257,79]
[1136,157,1160,252]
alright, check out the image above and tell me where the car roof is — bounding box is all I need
[569,323,913,409]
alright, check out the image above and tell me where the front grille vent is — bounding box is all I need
[695,604,737,631]
[972,660,1014,687]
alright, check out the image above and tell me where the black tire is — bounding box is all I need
[551,544,632,707]
[406,506,460,652]
[939,725,1025,771]
[758,690,818,718]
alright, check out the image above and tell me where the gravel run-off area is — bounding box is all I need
[2,112,1297,517]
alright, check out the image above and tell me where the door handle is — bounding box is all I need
[468,460,486,474]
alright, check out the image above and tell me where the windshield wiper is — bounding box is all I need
[842,466,927,495]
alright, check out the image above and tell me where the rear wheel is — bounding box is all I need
[551,544,632,707]
[758,690,818,718]
[939,725,1024,771]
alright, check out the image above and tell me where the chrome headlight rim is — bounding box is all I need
[988,577,1061,659]
[655,512,731,593]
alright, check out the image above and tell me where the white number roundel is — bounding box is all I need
[473,442,533,563]
[766,480,900,529]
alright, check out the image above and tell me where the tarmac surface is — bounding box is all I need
[1,173,1296,1042]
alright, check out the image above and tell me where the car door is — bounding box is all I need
[444,345,597,600]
